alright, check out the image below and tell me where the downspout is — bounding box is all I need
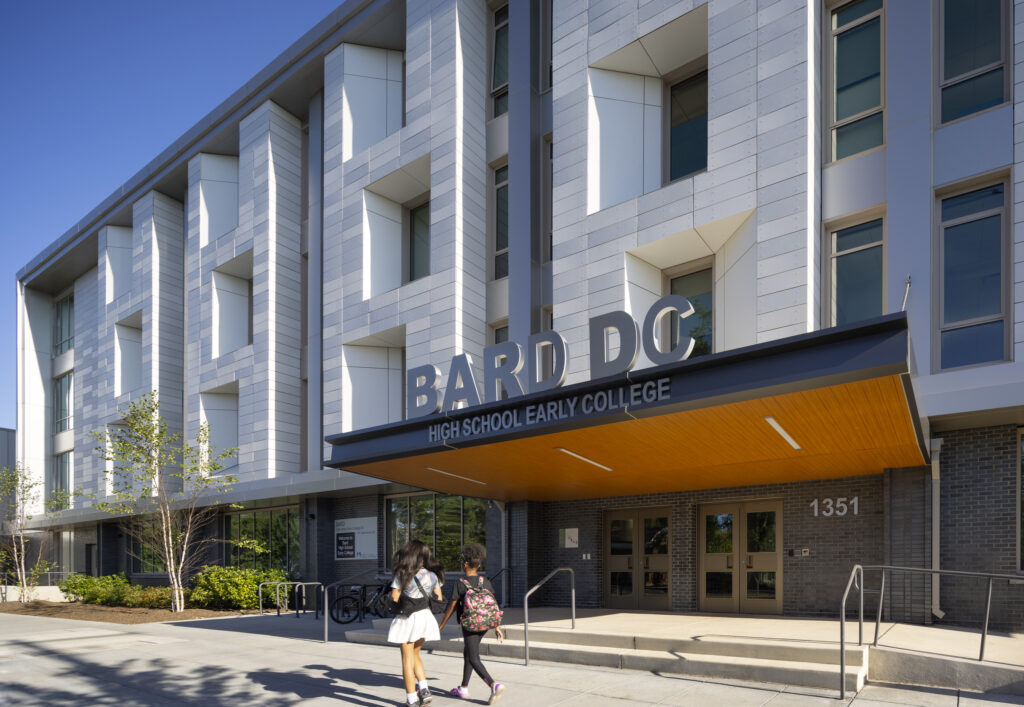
[930,438,944,619]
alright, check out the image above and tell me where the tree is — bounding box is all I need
[0,463,69,602]
[92,392,237,612]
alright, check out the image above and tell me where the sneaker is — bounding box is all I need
[488,683,505,705]
[417,686,433,705]
[449,685,471,699]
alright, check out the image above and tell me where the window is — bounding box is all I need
[53,371,73,433]
[669,268,713,357]
[53,293,74,355]
[938,183,1007,369]
[226,507,300,574]
[668,70,708,181]
[131,538,165,574]
[386,493,487,572]
[829,0,883,161]
[49,452,70,508]
[828,219,884,326]
[493,324,509,345]
[409,202,430,281]
[541,139,552,263]
[494,165,509,279]
[940,0,1006,123]
[492,5,509,117]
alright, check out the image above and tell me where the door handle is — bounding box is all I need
[726,555,733,569]
[746,555,753,569]
[644,557,649,570]
[627,556,632,570]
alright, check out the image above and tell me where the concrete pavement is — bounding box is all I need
[1,612,1022,706]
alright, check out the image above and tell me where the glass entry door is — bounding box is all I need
[605,507,671,610]
[698,500,783,614]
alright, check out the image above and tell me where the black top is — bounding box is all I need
[451,575,495,623]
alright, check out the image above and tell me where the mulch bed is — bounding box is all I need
[0,600,257,624]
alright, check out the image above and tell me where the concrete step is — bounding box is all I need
[367,618,866,666]
[345,626,867,693]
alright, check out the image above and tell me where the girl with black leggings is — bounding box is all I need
[438,543,506,704]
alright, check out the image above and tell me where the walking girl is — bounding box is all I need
[438,542,506,704]
[388,540,445,706]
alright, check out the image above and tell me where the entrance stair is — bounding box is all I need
[343,616,869,693]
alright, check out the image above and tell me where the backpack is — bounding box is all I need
[458,576,503,631]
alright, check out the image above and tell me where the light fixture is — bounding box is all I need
[764,416,801,450]
[425,467,488,486]
[555,447,614,472]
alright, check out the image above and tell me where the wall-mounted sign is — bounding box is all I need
[335,517,377,560]
[559,528,579,549]
[407,294,696,418]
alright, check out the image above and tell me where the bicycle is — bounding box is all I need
[329,581,390,624]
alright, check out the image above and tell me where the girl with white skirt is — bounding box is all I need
[388,540,444,706]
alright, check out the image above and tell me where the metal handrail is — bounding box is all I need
[321,569,389,643]
[258,581,322,618]
[523,567,575,666]
[839,564,1024,699]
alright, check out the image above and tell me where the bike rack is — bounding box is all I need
[257,581,322,618]
[523,567,575,666]
[321,569,387,644]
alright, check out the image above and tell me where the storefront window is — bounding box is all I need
[386,493,489,572]
[225,506,300,574]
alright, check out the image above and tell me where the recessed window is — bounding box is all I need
[492,5,509,117]
[49,452,71,507]
[829,0,883,161]
[668,71,708,181]
[53,371,73,434]
[940,0,1006,123]
[939,183,1007,369]
[828,219,884,326]
[53,294,74,356]
[669,268,712,357]
[226,507,300,573]
[386,493,487,572]
[494,165,509,279]
[409,202,430,282]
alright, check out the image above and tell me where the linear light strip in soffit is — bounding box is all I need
[764,417,801,451]
[425,467,488,486]
[555,447,614,472]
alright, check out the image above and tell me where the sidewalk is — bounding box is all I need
[0,612,1021,706]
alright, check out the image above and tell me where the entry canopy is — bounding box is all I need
[325,314,928,502]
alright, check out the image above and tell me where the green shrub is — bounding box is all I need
[59,573,102,601]
[189,565,288,610]
[59,573,130,604]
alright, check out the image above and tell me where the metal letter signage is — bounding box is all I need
[405,296,694,420]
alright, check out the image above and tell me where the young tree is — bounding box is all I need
[92,392,237,612]
[0,463,68,602]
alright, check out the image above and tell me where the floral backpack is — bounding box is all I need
[458,576,503,631]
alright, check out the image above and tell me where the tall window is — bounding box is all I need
[941,0,1006,123]
[53,371,73,433]
[939,183,1007,369]
[829,0,883,161]
[226,507,301,574]
[49,452,70,507]
[53,293,74,355]
[387,493,487,572]
[494,165,509,279]
[670,268,713,357]
[492,5,509,117]
[668,71,708,181]
[131,537,165,574]
[409,202,430,281]
[828,219,884,326]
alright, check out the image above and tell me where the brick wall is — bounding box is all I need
[883,467,932,624]
[938,425,1024,631]
[515,475,886,617]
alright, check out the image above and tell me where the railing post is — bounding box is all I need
[980,576,993,661]
[570,569,576,630]
[524,599,530,666]
[276,584,282,616]
[873,568,885,646]
[323,585,329,644]
[858,566,864,646]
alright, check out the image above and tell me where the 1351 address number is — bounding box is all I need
[810,497,859,517]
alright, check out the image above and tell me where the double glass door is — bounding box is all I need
[698,500,783,614]
[605,507,671,610]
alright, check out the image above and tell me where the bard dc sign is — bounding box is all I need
[406,294,697,420]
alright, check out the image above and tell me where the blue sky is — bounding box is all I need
[0,1,344,430]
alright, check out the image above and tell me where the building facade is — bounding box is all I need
[14,0,1024,629]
